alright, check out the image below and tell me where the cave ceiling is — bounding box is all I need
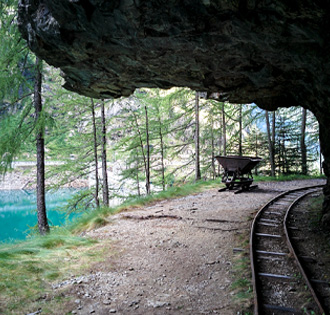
[17,1,330,116]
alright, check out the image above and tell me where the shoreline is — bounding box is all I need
[0,167,89,190]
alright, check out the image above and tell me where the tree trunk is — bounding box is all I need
[272,111,276,152]
[158,117,166,191]
[255,131,258,175]
[131,109,148,195]
[283,133,288,174]
[34,57,49,235]
[265,110,276,177]
[195,92,201,181]
[217,108,222,175]
[136,149,141,196]
[144,104,151,194]
[320,138,323,175]
[222,103,227,156]
[91,99,100,208]
[210,108,216,179]
[238,104,242,156]
[101,100,109,206]
[300,108,308,175]
[272,111,276,174]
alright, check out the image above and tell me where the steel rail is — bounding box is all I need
[250,184,324,314]
[283,190,326,314]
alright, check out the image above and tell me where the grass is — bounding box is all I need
[69,179,220,233]
[254,173,325,182]
[231,250,254,312]
[230,209,255,314]
[0,229,103,314]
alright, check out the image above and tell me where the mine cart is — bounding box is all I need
[215,155,262,192]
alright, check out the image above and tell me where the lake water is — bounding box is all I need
[0,189,80,242]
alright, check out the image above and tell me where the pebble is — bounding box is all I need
[148,300,169,308]
[129,300,140,307]
[206,261,216,265]
[109,309,117,313]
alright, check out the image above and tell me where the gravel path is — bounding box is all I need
[56,179,325,314]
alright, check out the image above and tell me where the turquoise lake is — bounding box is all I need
[0,189,80,242]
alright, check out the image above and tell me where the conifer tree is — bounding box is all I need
[301,108,307,175]
[91,99,100,208]
[195,92,201,181]
[265,110,276,176]
[0,0,33,174]
[34,57,49,235]
[100,99,110,204]
[222,103,227,156]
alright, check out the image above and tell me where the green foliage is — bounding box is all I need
[59,188,95,213]
[254,174,325,182]
[0,0,31,105]
[0,106,34,174]
[263,107,321,176]
[0,1,36,174]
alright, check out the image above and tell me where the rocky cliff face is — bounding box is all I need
[17,0,330,226]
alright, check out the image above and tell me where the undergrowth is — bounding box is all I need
[254,174,325,182]
[231,212,254,314]
[69,179,219,233]
[308,194,324,228]
[0,229,102,314]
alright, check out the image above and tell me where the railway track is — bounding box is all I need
[250,185,327,314]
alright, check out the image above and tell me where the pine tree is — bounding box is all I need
[194,92,201,181]
[300,108,307,175]
[265,110,276,176]
[34,57,49,235]
[100,99,109,204]
[91,99,100,208]
[0,0,33,174]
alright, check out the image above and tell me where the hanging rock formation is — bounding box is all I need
[17,0,330,226]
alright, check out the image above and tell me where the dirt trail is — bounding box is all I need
[56,179,325,314]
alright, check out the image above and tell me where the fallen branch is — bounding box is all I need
[196,225,241,232]
[123,214,183,220]
[205,219,244,224]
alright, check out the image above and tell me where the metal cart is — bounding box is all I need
[215,155,262,192]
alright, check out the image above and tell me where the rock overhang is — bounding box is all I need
[17,1,329,115]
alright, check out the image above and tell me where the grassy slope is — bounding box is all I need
[0,175,325,313]
[0,179,219,313]
[0,230,100,314]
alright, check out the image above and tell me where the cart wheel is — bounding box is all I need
[227,183,234,190]
[242,183,252,190]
